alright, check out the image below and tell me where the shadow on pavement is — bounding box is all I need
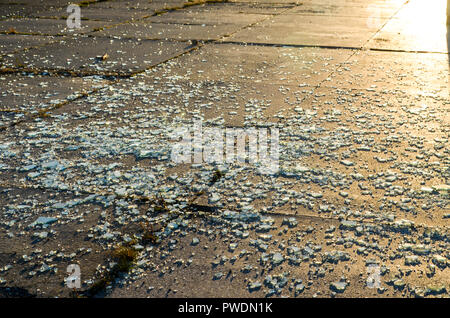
[0,286,36,298]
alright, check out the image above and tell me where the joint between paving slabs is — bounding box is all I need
[0,181,446,234]
[0,169,225,220]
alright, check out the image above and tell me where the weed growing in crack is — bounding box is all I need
[210,168,225,185]
[152,194,171,214]
[83,245,138,297]
[14,57,25,68]
[37,109,50,118]
[140,221,161,245]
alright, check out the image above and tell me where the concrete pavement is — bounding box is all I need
[0,0,448,298]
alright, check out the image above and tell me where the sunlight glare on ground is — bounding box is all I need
[396,0,448,52]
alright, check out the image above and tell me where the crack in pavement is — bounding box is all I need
[215,40,450,55]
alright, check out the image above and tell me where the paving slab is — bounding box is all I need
[1,36,190,75]
[0,18,114,36]
[229,0,405,8]
[0,5,48,20]
[99,21,248,41]
[0,0,72,4]
[323,50,449,97]
[119,43,354,86]
[1,58,447,226]
[168,2,296,15]
[38,0,182,13]
[20,44,354,128]
[229,0,303,4]
[97,1,297,40]
[0,34,56,54]
[1,80,445,296]
[287,0,404,18]
[107,213,449,298]
[0,186,114,297]
[229,14,390,48]
[33,5,157,22]
[0,0,72,19]
[1,75,448,298]
[149,9,269,25]
[0,73,109,116]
